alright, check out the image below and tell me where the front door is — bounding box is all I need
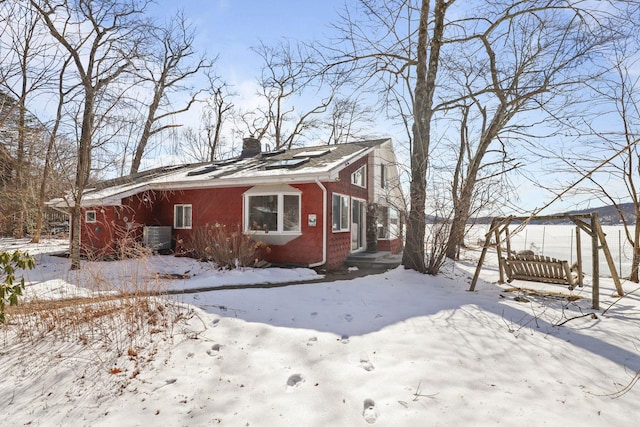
[351,198,366,252]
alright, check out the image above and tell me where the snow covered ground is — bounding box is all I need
[1,237,639,426]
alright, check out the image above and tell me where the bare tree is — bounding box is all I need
[179,75,234,163]
[440,1,626,260]
[129,11,214,174]
[32,58,73,243]
[0,1,62,238]
[560,39,640,282]
[332,0,634,273]
[325,97,375,144]
[330,0,451,273]
[400,0,449,273]
[240,40,338,150]
[30,0,149,269]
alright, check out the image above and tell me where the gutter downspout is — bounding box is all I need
[309,178,327,268]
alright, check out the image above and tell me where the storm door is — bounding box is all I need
[351,198,366,252]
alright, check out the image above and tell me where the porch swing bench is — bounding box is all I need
[501,254,582,290]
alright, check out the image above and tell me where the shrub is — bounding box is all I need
[0,250,36,323]
[186,223,270,269]
[112,222,152,260]
[81,221,151,261]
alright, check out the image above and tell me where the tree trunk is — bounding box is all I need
[446,193,471,260]
[630,246,640,283]
[403,130,428,272]
[402,0,448,273]
[70,93,95,270]
[445,97,510,260]
[130,89,161,175]
[15,101,26,238]
[32,61,67,244]
[32,104,61,244]
[630,221,640,283]
[70,206,81,270]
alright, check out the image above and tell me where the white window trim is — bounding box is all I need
[351,165,366,188]
[174,204,192,229]
[332,193,350,232]
[85,210,97,223]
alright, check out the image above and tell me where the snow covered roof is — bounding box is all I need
[49,139,392,208]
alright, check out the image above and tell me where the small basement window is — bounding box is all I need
[85,210,97,223]
[174,204,192,229]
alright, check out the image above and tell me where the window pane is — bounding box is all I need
[175,206,184,228]
[351,165,366,187]
[283,195,300,231]
[175,205,192,229]
[377,206,389,238]
[332,195,340,231]
[249,195,278,232]
[389,208,398,225]
[184,205,192,228]
[341,196,349,229]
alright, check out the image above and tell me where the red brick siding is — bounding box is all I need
[377,237,402,254]
[324,155,370,270]
[80,205,141,258]
[114,185,326,266]
[80,153,377,269]
[264,183,324,266]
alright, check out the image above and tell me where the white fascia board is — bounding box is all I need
[77,184,152,207]
[326,145,377,180]
[45,197,73,210]
[151,172,335,190]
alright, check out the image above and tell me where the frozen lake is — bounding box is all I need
[467,224,635,279]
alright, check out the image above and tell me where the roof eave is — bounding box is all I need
[155,172,337,190]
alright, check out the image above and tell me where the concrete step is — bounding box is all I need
[345,251,402,270]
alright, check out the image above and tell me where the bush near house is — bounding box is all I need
[182,223,271,269]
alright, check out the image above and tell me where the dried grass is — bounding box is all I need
[0,241,194,398]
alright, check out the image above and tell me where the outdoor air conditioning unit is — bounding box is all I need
[142,226,172,251]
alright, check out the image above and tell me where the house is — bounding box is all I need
[48,138,405,270]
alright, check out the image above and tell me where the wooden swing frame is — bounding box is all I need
[469,212,624,309]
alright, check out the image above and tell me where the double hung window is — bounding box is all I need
[332,194,350,232]
[174,204,192,229]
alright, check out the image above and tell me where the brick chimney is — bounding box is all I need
[240,137,261,158]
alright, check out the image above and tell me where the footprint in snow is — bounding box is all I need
[206,344,222,356]
[345,314,353,322]
[363,399,378,424]
[286,374,304,391]
[307,337,318,347]
[211,319,220,328]
[359,357,375,372]
[310,312,318,318]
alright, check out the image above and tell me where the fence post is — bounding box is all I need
[591,213,600,310]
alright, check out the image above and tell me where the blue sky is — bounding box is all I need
[151,1,347,85]
[143,1,626,215]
